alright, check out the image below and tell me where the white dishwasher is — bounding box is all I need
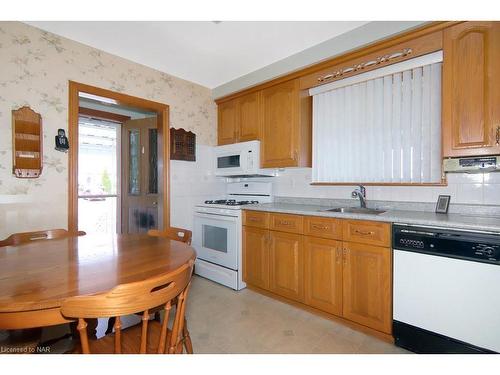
[392,224,500,353]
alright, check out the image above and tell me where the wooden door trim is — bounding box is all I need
[68,81,170,233]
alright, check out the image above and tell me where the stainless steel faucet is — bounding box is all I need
[351,185,367,208]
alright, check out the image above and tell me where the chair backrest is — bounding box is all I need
[148,227,192,245]
[0,229,86,247]
[60,259,194,354]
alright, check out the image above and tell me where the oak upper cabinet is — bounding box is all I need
[443,21,500,157]
[269,230,304,302]
[342,241,392,334]
[261,79,312,168]
[304,237,343,316]
[238,91,261,142]
[242,226,269,290]
[217,92,261,145]
[217,99,238,145]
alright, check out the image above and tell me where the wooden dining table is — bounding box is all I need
[0,233,196,330]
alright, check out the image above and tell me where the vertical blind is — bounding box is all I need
[310,52,442,184]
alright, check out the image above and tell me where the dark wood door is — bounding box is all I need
[121,117,159,234]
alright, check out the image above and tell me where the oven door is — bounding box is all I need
[193,212,239,270]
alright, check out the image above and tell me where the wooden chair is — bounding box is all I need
[61,260,195,354]
[0,229,86,247]
[105,227,194,354]
[0,229,86,353]
[148,227,192,245]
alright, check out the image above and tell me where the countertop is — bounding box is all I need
[243,203,500,233]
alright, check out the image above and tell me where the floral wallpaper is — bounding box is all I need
[0,21,217,237]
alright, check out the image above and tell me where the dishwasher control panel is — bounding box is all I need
[393,224,500,264]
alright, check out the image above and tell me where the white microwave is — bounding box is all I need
[214,140,275,177]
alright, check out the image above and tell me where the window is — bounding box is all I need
[310,52,443,184]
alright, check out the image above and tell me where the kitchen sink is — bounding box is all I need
[321,207,386,215]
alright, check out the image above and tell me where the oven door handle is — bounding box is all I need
[194,212,239,222]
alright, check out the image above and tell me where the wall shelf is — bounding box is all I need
[12,106,43,178]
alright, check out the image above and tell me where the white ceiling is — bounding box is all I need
[26,21,368,88]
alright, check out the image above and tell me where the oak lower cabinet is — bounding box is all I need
[342,241,392,334]
[304,237,343,316]
[269,231,304,303]
[242,226,269,290]
[243,211,392,336]
[442,21,500,157]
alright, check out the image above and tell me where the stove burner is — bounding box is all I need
[204,199,259,206]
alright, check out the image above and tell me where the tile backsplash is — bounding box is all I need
[270,168,500,206]
[170,145,226,231]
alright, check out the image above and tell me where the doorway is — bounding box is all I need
[68,81,170,234]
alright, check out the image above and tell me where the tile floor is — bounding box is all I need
[185,276,410,354]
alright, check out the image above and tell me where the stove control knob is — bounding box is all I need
[483,247,495,256]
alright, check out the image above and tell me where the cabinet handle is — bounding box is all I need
[496,126,499,146]
[278,220,293,226]
[354,229,375,236]
[248,217,260,222]
[293,150,299,161]
[343,248,348,266]
[312,224,328,230]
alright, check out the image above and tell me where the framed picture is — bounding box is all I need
[435,195,451,214]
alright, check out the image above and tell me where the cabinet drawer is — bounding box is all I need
[243,211,269,229]
[304,216,343,240]
[269,213,303,234]
[342,220,390,247]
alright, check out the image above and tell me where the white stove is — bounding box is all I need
[192,182,272,290]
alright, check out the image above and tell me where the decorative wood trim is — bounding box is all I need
[68,81,170,233]
[78,107,131,123]
[215,22,460,104]
[315,48,413,84]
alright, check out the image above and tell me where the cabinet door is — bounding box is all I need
[342,242,392,334]
[238,91,260,142]
[217,99,238,145]
[304,237,343,316]
[242,226,269,289]
[269,231,304,302]
[261,80,300,168]
[443,22,500,157]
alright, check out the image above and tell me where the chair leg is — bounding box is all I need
[182,318,193,354]
[106,317,116,335]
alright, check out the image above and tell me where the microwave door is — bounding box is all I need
[215,151,248,176]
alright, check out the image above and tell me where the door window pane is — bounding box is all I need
[148,128,158,194]
[129,129,140,195]
[202,225,228,253]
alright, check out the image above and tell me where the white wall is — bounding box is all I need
[272,168,500,206]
